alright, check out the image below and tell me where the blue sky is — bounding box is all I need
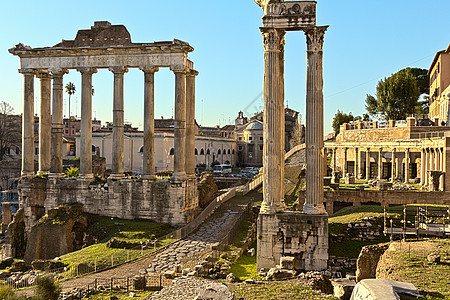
[1,0,449,134]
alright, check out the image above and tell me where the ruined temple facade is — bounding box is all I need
[255,0,328,271]
[9,22,200,235]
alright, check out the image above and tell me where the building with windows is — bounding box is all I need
[429,43,450,125]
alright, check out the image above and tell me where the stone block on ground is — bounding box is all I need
[226,273,240,283]
[182,268,190,276]
[331,278,356,300]
[266,267,296,280]
[132,276,146,291]
[164,270,175,279]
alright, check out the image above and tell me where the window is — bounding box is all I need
[248,144,254,152]
[195,148,198,155]
[16,147,19,154]
[238,137,242,141]
[35,148,39,155]
[249,137,253,141]
[260,136,263,141]
[259,145,263,151]
[65,130,69,134]
[169,148,174,155]
[227,149,231,155]
[232,149,235,154]
[223,149,226,155]
[238,146,243,151]
[218,149,221,155]
[200,148,205,155]
[206,149,210,155]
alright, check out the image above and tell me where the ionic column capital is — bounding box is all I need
[305,26,328,52]
[187,69,199,77]
[36,71,52,79]
[19,68,37,75]
[50,68,69,78]
[140,66,159,73]
[170,65,189,73]
[109,66,129,74]
[77,67,97,75]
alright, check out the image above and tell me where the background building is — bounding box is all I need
[429,43,450,125]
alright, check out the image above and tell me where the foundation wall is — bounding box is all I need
[257,212,328,271]
[20,178,199,228]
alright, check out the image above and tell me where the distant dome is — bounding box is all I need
[245,121,263,130]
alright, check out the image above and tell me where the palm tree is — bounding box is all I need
[65,82,76,136]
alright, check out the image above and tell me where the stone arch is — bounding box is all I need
[200,148,205,155]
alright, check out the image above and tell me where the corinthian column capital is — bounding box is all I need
[305,26,328,52]
[261,28,285,52]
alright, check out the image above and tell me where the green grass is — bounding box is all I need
[86,290,154,299]
[379,239,450,299]
[228,279,335,300]
[229,241,258,280]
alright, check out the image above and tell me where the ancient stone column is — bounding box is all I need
[354,147,359,178]
[109,67,128,179]
[439,148,444,190]
[172,67,187,182]
[420,148,426,185]
[303,26,327,215]
[78,67,97,179]
[332,148,336,171]
[260,28,286,214]
[50,69,68,176]
[342,148,348,176]
[391,148,396,181]
[141,66,159,180]
[20,69,36,178]
[404,148,410,183]
[378,148,383,179]
[37,71,52,175]
[186,70,199,178]
[366,148,370,179]
[424,148,429,185]
[435,148,439,171]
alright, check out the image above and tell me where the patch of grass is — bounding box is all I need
[229,241,258,280]
[230,221,251,249]
[86,290,154,299]
[228,278,334,300]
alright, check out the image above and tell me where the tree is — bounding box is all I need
[365,68,428,120]
[0,101,21,161]
[65,82,76,119]
[332,110,354,134]
[34,275,61,300]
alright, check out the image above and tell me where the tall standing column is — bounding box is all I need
[172,67,187,182]
[303,26,327,215]
[141,66,159,180]
[378,148,383,179]
[391,148,396,181]
[366,148,370,179]
[354,147,359,178]
[435,148,439,171]
[20,69,36,177]
[342,148,348,175]
[332,148,336,172]
[260,28,286,214]
[404,148,410,183]
[420,148,426,185]
[186,70,199,177]
[109,67,128,179]
[425,148,430,185]
[439,148,444,190]
[37,71,52,175]
[50,69,68,176]
[78,67,97,179]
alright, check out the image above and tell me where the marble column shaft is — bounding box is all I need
[261,28,285,214]
[420,149,426,185]
[78,67,97,178]
[186,70,198,177]
[110,67,128,178]
[378,149,383,179]
[50,69,67,175]
[391,148,396,180]
[172,68,187,181]
[355,147,359,178]
[303,27,327,215]
[332,148,336,171]
[20,70,36,177]
[37,72,52,174]
[425,149,429,185]
[404,148,410,183]
[366,148,370,179]
[343,148,348,175]
[141,67,159,179]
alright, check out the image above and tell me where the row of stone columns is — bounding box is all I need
[331,147,415,183]
[420,147,445,189]
[20,67,197,181]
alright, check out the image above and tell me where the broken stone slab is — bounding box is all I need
[187,271,197,277]
[331,278,356,300]
[266,267,296,280]
[163,270,176,279]
[182,268,190,276]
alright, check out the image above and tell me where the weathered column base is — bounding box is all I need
[109,174,126,180]
[257,212,328,272]
[141,175,157,181]
[79,174,94,181]
[21,172,35,179]
[48,173,65,179]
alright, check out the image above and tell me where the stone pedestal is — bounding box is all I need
[428,171,443,191]
[257,212,328,271]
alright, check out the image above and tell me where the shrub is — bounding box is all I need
[64,167,79,178]
[0,285,25,300]
[34,275,61,300]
